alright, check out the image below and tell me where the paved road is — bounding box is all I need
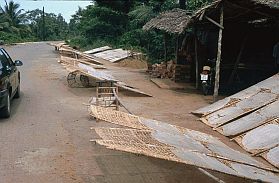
[0,43,244,183]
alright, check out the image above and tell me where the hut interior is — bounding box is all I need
[185,0,279,95]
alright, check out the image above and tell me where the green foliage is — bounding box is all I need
[77,6,127,41]
[68,0,212,63]
[67,35,88,49]
[25,9,69,41]
[0,1,69,43]
[0,31,36,44]
[187,0,212,11]
[128,5,155,29]
[0,0,32,40]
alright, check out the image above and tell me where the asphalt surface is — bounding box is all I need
[0,43,247,183]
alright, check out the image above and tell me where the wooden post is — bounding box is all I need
[115,87,119,111]
[213,5,224,102]
[164,33,167,65]
[227,36,247,86]
[175,35,179,64]
[195,34,199,89]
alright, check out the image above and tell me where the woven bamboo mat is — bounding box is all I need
[96,139,179,162]
[95,127,169,147]
[90,105,148,130]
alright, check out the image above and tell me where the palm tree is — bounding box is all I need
[0,0,30,35]
[0,6,9,31]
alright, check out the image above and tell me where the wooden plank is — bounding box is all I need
[114,82,152,97]
[93,49,131,63]
[150,78,171,89]
[84,46,112,54]
[77,63,117,81]
[205,16,224,29]
[59,47,103,65]
[60,56,106,69]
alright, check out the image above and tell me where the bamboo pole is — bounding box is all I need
[205,16,224,30]
[213,5,224,102]
[195,34,199,89]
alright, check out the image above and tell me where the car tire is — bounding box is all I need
[14,85,20,98]
[0,94,11,118]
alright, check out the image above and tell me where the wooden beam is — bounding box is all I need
[205,16,224,30]
[227,36,247,86]
[199,10,206,21]
[194,34,199,89]
[213,5,224,102]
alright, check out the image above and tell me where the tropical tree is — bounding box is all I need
[25,9,69,41]
[0,0,31,37]
[68,0,213,62]
[0,11,10,31]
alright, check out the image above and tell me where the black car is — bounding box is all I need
[0,47,23,118]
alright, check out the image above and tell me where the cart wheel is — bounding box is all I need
[80,75,90,87]
[67,71,78,87]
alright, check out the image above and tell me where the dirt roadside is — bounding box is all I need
[0,42,250,183]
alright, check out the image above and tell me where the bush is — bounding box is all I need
[0,31,22,44]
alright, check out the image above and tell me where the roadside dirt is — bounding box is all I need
[117,58,147,69]
[0,42,251,183]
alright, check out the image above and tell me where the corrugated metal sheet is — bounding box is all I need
[90,106,279,182]
[193,74,279,169]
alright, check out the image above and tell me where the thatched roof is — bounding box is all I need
[143,0,278,34]
[143,8,191,34]
[190,0,279,27]
[251,0,279,8]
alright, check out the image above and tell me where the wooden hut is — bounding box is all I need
[186,0,279,100]
[144,0,279,100]
[143,8,194,82]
